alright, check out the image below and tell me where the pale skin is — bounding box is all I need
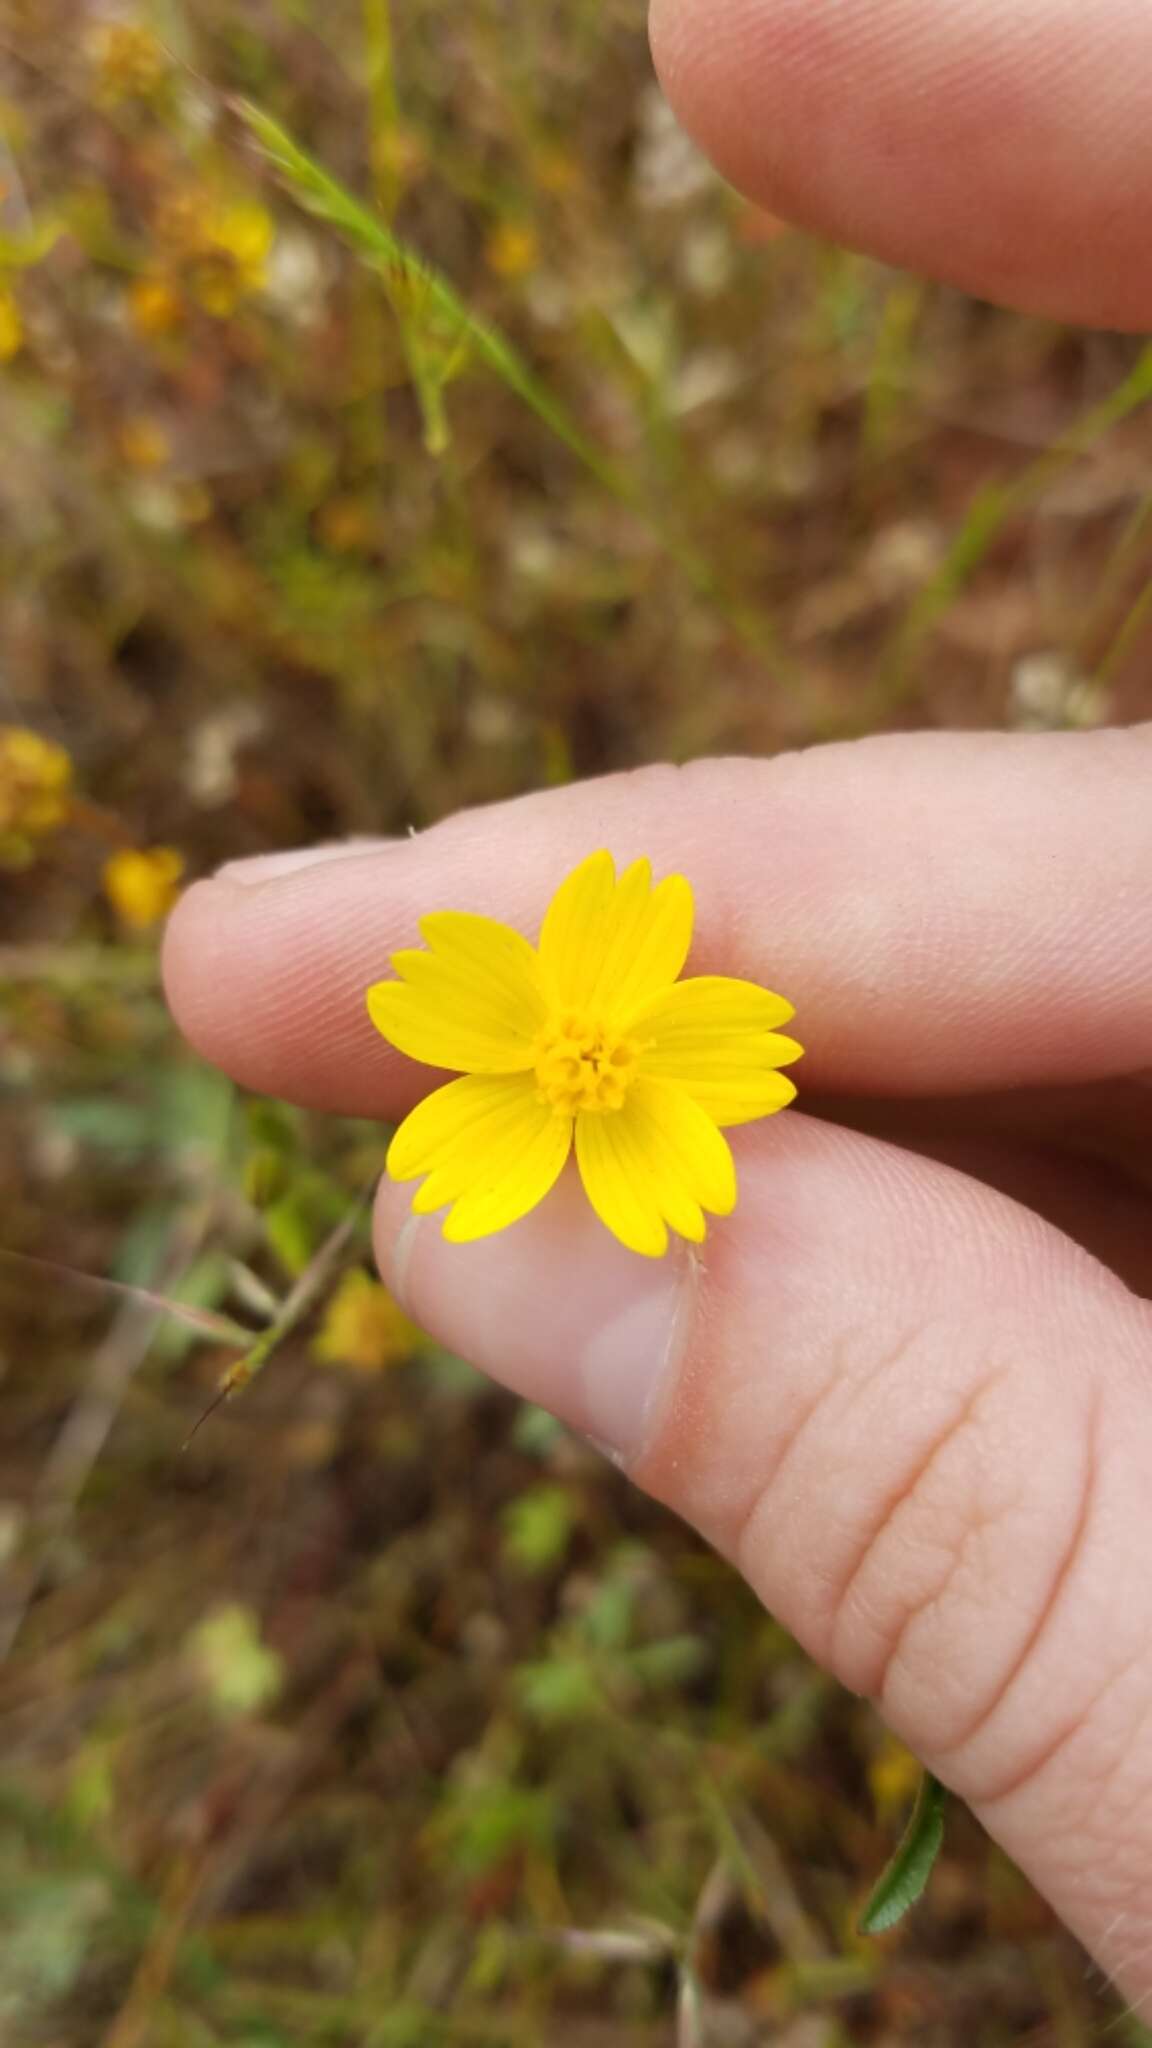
[165,0,1152,2000]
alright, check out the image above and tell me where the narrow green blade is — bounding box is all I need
[859,1771,948,1936]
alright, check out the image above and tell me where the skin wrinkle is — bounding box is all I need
[726,1321,936,1596]
[884,1396,1101,1786]
[828,1374,1002,1699]
[644,1133,1138,1715]
[977,1644,1152,1815]
[656,1127,945,1547]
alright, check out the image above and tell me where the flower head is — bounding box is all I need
[0,726,72,865]
[185,200,273,318]
[89,21,170,106]
[103,845,185,929]
[146,191,274,322]
[367,851,802,1258]
[314,1269,420,1374]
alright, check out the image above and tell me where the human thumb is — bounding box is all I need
[377,1111,1152,1995]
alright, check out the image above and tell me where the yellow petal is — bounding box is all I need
[367,910,545,1073]
[668,1068,799,1127]
[574,1110,669,1259]
[537,850,616,1007]
[389,1072,542,1179]
[444,1111,572,1241]
[387,1073,571,1241]
[575,1079,737,1256]
[626,1077,737,1217]
[538,851,693,1017]
[637,976,802,1126]
[635,974,796,1038]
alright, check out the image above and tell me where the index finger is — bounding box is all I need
[650,0,1152,330]
[162,726,1152,1115]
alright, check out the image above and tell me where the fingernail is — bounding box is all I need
[216,838,397,885]
[375,1165,695,1465]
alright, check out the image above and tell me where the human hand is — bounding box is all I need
[164,0,1152,1994]
[166,731,1152,1988]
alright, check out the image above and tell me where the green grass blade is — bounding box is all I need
[363,0,401,219]
[870,342,1152,713]
[235,99,626,494]
[858,1771,948,1936]
[233,97,793,666]
[0,1247,254,1347]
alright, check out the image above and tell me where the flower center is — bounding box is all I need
[533,1011,642,1116]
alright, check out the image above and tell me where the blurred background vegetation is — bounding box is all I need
[3,2,1152,2041]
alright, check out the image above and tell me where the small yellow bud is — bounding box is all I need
[485,222,540,280]
[0,291,22,362]
[129,275,183,338]
[869,1734,924,1822]
[117,416,170,470]
[103,845,185,929]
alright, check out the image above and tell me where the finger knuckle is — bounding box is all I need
[733,1320,1102,1778]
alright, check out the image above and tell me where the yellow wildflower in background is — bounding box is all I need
[367,850,802,1258]
[0,289,23,362]
[117,415,170,470]
[486,222,540,280]
[129,275,183,338]
[90,21,169,105]
[139,191,274,324]
[869,1733,924,1822]
[103,845,185,928]
[187,201,273,318]
[0,727,72,863]
[533,146,580,196]
[314,1268,420,1374]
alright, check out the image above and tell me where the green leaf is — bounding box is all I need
[188,1605,284,1719]
[502,1483,577,1573]
[0,220,61,269]
[51,1097,153,1158]
[858,1771,947,1936]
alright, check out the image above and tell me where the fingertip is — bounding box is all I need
[161,877,236,1070]
[159,860,419,1114]
[649,0,1152,329]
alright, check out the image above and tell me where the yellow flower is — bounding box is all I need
[90,21,169,105]
[117,415,170,470]
[129,274,184,338]
[103,845,185,928]
[0,726,72,840]
[188,201,273,318]
[0,289,22,362]
[367,851,802,1258]
[485,222,540,280]
[869,1734,924,1822]
[314,1268,420,1373]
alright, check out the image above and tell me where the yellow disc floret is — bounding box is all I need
[533,1012,643,1116]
